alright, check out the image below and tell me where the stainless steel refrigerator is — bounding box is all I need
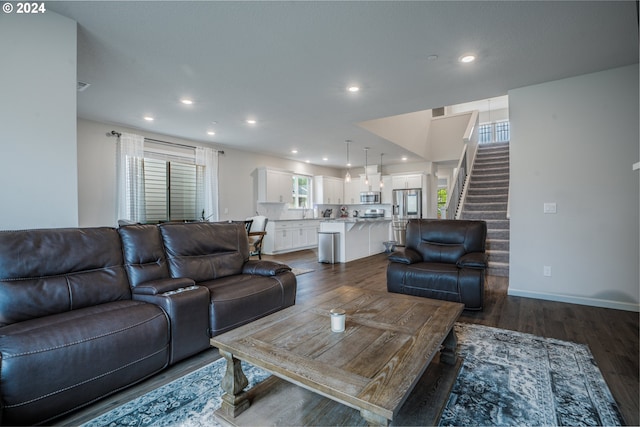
[392,188,422,246]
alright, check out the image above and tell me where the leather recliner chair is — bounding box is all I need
[386,219,488,310]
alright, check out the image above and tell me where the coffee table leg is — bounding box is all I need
[361,409,390,426]
[218,350,250,418]
[440,328,458,365]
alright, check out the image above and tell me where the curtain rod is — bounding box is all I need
[109,130,224,154]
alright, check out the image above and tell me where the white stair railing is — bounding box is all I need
[444,145,468,220]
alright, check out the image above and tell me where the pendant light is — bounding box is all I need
[379,153,384,188]
[364,147,369,186]
[344,140,352,183]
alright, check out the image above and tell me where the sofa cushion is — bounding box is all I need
[387,262,461,303]
[0,300,170,425]
[119,224,171,287]
[0,228,131,326]
[159,222,248,281]
[200,272,296,336]
[406,219,487,264]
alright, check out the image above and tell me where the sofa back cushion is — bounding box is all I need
[406,219,486,264]
[159,222,248,282]
[0,227,131,326]
[118,224,171,287]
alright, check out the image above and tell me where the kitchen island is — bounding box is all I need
[319,218,392,263]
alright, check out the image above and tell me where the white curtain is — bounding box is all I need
[196,147,218,221]
[196,146,219,222]
[116,132,146,223]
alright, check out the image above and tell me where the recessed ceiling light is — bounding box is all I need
[459,54,476,63]
[207,131,215,136]
[144,116,154,122]
[347,85,360,93]
[246,119,257,125]
[180,99,194,105]
[305,160,310,163]
[291,149,298,154]
[402,156,408,161]
[322,157,328,161]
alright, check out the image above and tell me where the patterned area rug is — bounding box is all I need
[81,323,622,427]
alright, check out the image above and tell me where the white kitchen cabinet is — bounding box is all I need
[263,220,320,254]
[314,176,344,205]
[391,173,424,190]
[258,168,293,203]
[380,175,393,203]
[343,178,361,204]
[319,219,392,263]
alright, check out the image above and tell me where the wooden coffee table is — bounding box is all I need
[211,286,464,426]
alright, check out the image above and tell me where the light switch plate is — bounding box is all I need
[543,266,552,277]
[543,202,557,214]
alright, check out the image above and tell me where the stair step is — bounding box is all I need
[467,186,509,196]
[485,219,510,230]
[487,238,510,251]
[470,173,509,182]
[466,194,508,203]
[472,168,510,177]
[487,249,509,263]
[487,229,510,239]
[475,152,509,161]
[461,210,508,220]
[478,142,510,150]
[468,179,509,188]
[464,202,507,212]
[487,262,509,277]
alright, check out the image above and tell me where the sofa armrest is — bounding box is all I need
[242,260,292,276]
[132,277,196,296]
[133,283,210,364]
[388,247,423,265]
[457,252,489,269]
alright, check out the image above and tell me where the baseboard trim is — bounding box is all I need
[508,288,640,312]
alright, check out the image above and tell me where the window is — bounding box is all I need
[478,121,510,144]
[117,134,218,224]
[478,124,492,144]
[495,121,510,142]
[437,187,447,219]
[143,158,204,223]
[291,175,311,209]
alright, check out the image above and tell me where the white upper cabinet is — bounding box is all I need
[391,173,424,190]
[314,176,344,205]
[258,168,293,203]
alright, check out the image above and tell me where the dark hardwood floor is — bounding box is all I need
[58,250,639,426]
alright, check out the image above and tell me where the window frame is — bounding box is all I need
[290,174,312,209]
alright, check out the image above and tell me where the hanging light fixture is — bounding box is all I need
[344,140,352,183]
[379,153,384,188]
[364,147,369,185]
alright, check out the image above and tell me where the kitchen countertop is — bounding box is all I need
[321,217,392,223]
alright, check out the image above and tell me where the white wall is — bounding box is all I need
[509,64,639,311]
[0,12,77,230]
[428,112,473,162]
[77,119,340,227]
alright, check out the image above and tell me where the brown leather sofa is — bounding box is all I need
[0,222,296,425]
[386,219,487,310]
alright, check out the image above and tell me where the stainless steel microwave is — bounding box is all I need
[360,191,381,204]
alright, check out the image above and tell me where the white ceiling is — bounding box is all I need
[48,1,638,168]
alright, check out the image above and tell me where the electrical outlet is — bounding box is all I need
[224,208,229,215]
[543,203,557,214]
[543,266,552,277]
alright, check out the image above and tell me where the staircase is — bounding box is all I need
[460,142,510,277]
